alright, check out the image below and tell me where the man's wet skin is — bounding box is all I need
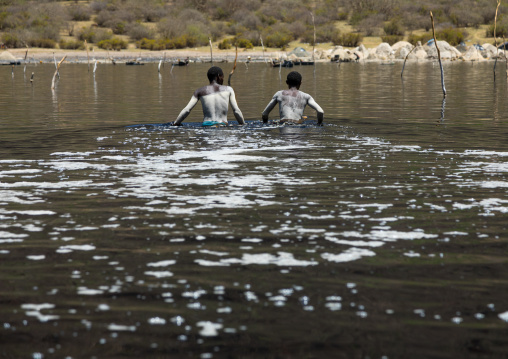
[262,86,324,125]
[172,71,245,126]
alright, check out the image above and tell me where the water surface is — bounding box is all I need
[1,62,508,358]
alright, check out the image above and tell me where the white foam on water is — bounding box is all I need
[22,224,44,232]
[77,287,104,295]
[146,260,176,267]
[444,231,468,236]
[0,169,41,176]
[0,231,28,239]
[478,181,508,188]
[148,317,166,325]
[21,303,55,311]
[321,248,376,263]
[0,209,55,216]
[50,152,93,157]
[463,150,508,157]
[325,237,385,248]
[196,321,223,337]
[0,190,44,204]
[195,259,230,267]
[182,290,207,299]
[97,304,110,311]
[199,249,229,256]
[58,244,96,251]
[101,155,132,161]
[24,311,60,322]
[26,255,45,260]
[498,311,508,322]
[241,238,263,243]
[144,271,174,278]
[108,323,136,332]
[297,228,326,234]
[403,251,421,257]
[340,230,437,242]
[0,180,111,189]
[325,302,342,311]
[43,161,111,171]
[221,252,318,267]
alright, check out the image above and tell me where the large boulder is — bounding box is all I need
[481,43,502,58]
[462,46,485,61]
[355,44,369,60]
[392,41,412,52]
[330,47,357,62]
[414,47,428,60]
[375,42,393,60]
[425,41,461,60]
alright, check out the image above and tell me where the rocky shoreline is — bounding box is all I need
[1,40,506,65]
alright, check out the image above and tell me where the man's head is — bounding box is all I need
[207,66,224,84]
[286,71,302,89]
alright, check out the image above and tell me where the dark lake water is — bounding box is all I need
[1,61,508,358]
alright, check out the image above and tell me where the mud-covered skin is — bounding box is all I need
[262,87,324,124]
[173,78,245,126]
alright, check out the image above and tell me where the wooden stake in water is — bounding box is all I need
[260,36,267,65]
[494,0,502,80]
[24,46,28,74]
[504,36,508,79]
[228,46,238,86]
[51,55,66,90]
[401,46,416,78]
[209,37,213,65]
[310,12,316,63]
[30,72,34,86]
[430,11,446,97]
[53,52,60,79]
[85,40,90,72]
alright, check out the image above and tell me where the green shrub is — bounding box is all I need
[384,20,404,36]
[136,38,172,51]
[28,38,56,48]
[98,37,127,51]
[337,12,349,21]
[302,24,341,44]
[218,38,232,50]
[1,33,21,47]
[408,33,432,46]
[59,39,85,50]
[265,31,292,49]
[78,26,112,43]
[436,27,466,46]
[235,38,253,49]
[333,32,363,47]
[67,5,91,21]
[486,22,508,38]
[381,35,403,45]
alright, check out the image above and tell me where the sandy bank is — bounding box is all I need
[1,40,506,64]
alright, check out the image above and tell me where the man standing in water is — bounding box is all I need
[170,66,245,126]
[262,71,324,125]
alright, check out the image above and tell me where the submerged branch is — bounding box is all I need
[430,11,446,97]
[227,46,238,87]
[51,55,67,90]
[401,46,416,78]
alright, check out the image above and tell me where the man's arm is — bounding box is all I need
[261,96,278,123]
[307,97,324,125]
[228,88,245,125]
[172,95,199,126]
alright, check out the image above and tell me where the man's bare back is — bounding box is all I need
[262,71,324,125]
[171,67,245,126]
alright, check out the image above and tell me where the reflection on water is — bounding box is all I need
[1,63,508,358]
